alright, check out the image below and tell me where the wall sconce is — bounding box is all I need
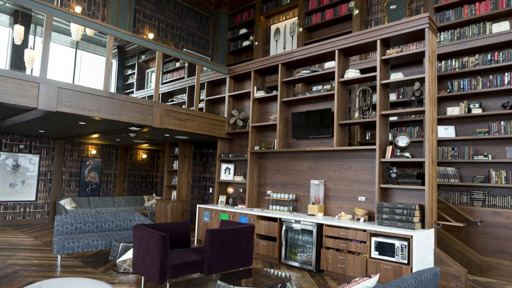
[147,32,155,40]
[138,151,148,160]
[89,147,97,156]
[141,153,147,159]
[74,5,82,13]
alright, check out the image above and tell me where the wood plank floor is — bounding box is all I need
[0,221,346,288]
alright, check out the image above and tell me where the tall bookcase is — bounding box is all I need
[226,15,438,229]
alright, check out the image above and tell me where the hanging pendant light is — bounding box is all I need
[85,27,95,36]
[24,48,35,69]
[70,22,84,41]
[13,23,25,45]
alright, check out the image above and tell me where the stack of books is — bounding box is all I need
[376,202,423,230]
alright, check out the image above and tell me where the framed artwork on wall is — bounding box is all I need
[0,152,40,201]
[220,163,235,181]
[79,158,102,197]
[270,17,298,56]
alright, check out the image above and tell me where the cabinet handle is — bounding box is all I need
[337,264,345,268]
[339,244,347,247]
[338,256,346,259]
[383,266,392,269]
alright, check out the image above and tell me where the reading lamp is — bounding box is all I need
[227,185,236,206]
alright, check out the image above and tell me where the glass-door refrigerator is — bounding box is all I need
[281,219,322,271]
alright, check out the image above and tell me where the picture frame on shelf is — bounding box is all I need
[437,125,456,138]
[145,68,156,90]
[218,195,227,206]
[220,163,235,181]
[0,152,40,201]
[270,17,298,56]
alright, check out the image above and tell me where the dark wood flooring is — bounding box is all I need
[0,221,345,288]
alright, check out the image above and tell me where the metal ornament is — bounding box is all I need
[356,86,374,119]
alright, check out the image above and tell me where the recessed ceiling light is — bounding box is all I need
[116,139,121,141]
[90,134,100,138]
[133,140,145,143]
[93,117,101,120]
[175,135,189,139]
[164,134,171,137]
[129,133,136,137]
[78,121,86,125]
[129,126,141,131]
[38,130,45,133]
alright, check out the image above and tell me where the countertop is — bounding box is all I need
[196,204,433,237]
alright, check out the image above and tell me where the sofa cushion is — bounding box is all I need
[53,212,153,236]
[115,196,140,208]
[72,197,91,209]
[374,267,440,288]
[90,197,115,209]
[53,230,134,255]
[340,274,379,288]
[59,198,78,210]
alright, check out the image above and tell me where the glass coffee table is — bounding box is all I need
[169,268,293,288]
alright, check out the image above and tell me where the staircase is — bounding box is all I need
[436,204,512,288]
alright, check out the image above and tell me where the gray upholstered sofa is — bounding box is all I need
[374,267,440,288]
[53,212,152,266]
[56,196,155,215]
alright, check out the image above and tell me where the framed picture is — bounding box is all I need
[383,0,411,24]
[0,152,40,201]
[145,68,156,90]
[79,158,102,197]
[218,195,227,206]
[437,125,456,138]
[270,17,298,56]
[220,163,235,181]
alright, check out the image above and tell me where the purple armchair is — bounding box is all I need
[133,220,255,288]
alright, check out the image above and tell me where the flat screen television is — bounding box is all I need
[291,108,333,139]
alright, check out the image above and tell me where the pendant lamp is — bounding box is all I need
[70,23,84,41]
[13,24,25,45]
[24,48,35,69]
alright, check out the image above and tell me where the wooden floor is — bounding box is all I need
[0,221,345,288]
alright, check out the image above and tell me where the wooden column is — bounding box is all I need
[115,145,127,196]
[49,140,64,221]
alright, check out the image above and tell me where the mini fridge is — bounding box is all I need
[281,219,322,271]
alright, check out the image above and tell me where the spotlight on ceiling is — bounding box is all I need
[78,121,86,125]
[175,135,189,139]
[129,126,142,131]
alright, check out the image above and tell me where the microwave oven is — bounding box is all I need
[371,236,409,264]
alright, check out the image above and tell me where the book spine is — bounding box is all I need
[376,207,421,217]
[377,214,420,223]
[377,219,422,230]
[377,202,420,210]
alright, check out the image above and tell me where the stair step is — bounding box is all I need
[468,275,512,288]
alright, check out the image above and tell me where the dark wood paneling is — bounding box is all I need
[255,150,375,216]
[160,106,228,138]
[435,248,468,288]
[57,88,154,125]
[0,75,39,108]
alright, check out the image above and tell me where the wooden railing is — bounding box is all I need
[436,196,482,227]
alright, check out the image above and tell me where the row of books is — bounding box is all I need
[390,126,424,140]
[438,146,476,160]
[162,69,185,83]
[376,202,423,230]
[489,120,512,135]
[389,85,422,100]
[228,39,253,51]
[364,41,425,61]
[437,49,512,73]
[437,166,461,182]
[447,71,512,92]
[439,190,512,209]
[261,0,292,13]
[489,168,512,184]
[303,3,352,26]
[434,0,512,25]
[230,8,255,26]
[304,0,338,11]
[438,21,493,45]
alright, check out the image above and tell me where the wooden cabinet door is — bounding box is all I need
[367,259,411,283]
[254,238,278,258]
[197,207,207,242]
[255,218,280,237]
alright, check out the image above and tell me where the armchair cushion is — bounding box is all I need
[167,247,204,279]
[203,220,255,275]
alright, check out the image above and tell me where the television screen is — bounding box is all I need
[291,108,333,139]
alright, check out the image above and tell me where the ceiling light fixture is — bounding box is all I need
[85,27,95,36]
[90,134,100,138]
[13,24,25,45]
[141,153,147,159]
[175,135,189,139]
[116,138,121,141]
[133,140,145,143]
[38,130,45,133]
[90,149,97,155]
[70,22,84,41]
[164,134,171,137]
[129,126,141,131]
[128,133,136,138]
[78,121,86,125]
[24,48,35,69]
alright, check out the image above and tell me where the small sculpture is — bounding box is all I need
[408,81,423,107]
